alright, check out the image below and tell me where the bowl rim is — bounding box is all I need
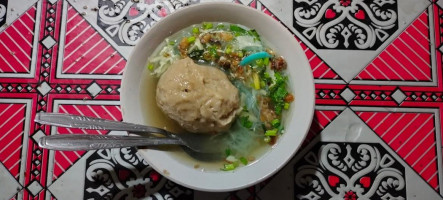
[121,2,315,192]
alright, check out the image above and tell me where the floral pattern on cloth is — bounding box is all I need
[294,143,406,200]
[293,0,398,50]
[97,0,199,46]
[84,147,193,200]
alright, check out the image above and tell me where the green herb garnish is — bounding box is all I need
[225,148,232,157]
[188,50,204,60]
[240,116,253,129]
[239,157,248,165]
[248,29,261,41]
[263,57,270,66]
[271,119,281,128]
[230,24,246,35]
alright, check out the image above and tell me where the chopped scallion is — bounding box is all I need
[260,80,266,88]
[271,119,281,128]
[284,103,290,110]
[222,163,236,171]
[239,157,248,165]
[147,63,154,71]
[208,46,217,57]
[256,59,263,67]
[187,36,196,43]
[203,22,213,29]
[264,57,270,66]
[237,51,244,58]
[265,129,278,136]
[168,40,175,45]
[225,47,232,54]
[240,116,253,129]
[192,27,199,34]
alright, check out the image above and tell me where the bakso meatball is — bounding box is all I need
[156,58,240,134]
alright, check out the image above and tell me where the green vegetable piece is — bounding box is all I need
[237,51,244,58]
[260,80,266,88]
[216,24,225,29]
[271,119,281,128]
[247,29,261,41]
[240,116,253,129]
[274,72,287,85]
[256,59,263,67]
[222,163,236,171]
[168,40,175,45]
[284,103,290,110]
[209,47,217,57]
[187,50,204,60]
[265,129,278,136]
[225,47,232,54]
[275,104,283,115]
[239,157,248,165]
[192,27,199,34]
[253,72,260,90]
[264,57,270,66]
[264,136,271,143]
[147,63,154,71]
[269,72,289,115]
[230,24,246,34]
[225,148,231,157]
[187,36,196,43]
[203,22,213,29]
[272,86,288,103]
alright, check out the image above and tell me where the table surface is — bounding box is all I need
[1,0,443,199]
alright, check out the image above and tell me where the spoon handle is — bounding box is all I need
[35,112,173,137]
[38,135,183,151]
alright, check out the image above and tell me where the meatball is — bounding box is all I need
[156,58,240,134]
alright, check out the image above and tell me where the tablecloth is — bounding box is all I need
[0,0,442,199]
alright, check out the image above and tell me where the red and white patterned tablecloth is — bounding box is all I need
[0,0,442,199]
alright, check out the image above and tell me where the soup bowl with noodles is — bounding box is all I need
[121,2,315,192]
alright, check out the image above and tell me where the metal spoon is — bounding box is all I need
[38,134,183,151]
[35,112,227,154]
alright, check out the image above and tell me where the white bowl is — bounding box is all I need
[121,2,315,192]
